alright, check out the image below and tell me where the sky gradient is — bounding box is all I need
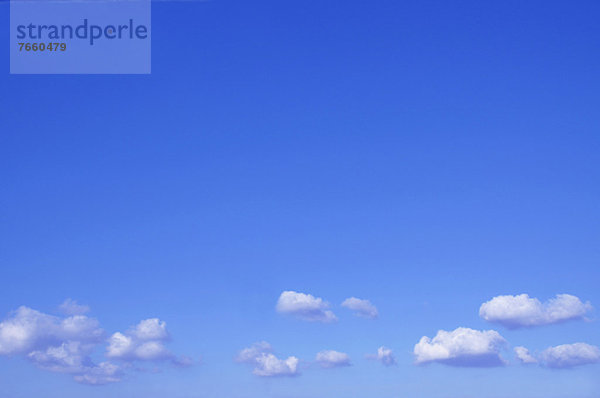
[1,0,599,397]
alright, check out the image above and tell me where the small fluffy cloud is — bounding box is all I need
[276,291,337,323]
[236,342,299,377]
[0,306,104,356]
[106,318,184,364]
[59,299,90,316]
[133,318,169,341]
[0,306,118,385]
[479,294,592,329]
[315,350,351,368]
[254,354,299,377]
[414,327,507,367]
[514,346,538,364]
[28,341,122,385]
[341,297,378,319]
[514,343,600,368]
[367,346,396,366]
[540,343,600,369]
[235,341,273,363]
[0,304,189,385]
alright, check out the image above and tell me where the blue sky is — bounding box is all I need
[1,0,600,397]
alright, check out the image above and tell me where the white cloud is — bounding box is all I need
[72,362,122,385]
[59,299,90,316]
[367,346,396,366]
[514,346,538,364]
[28,341,122,385]
[0,304,189,385]
[540,343,600,369]
[134,341,173,361]
[276,291,337,323]
[414,327,507,367]
[236,342,300,377]
[0,306,58,355]
[106,332,133,359]
[0,306,104,356]
[254,354,299,377]
[235,341,273,363]
[341,297,378,319]
[315,350,351,368]
[479,294,592,328]
[29,341,96,374]
[0,306,119,385]
[133,318,169,341]
[172,355,194,367]
[106,318,182,363]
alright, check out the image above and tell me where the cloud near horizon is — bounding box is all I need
[414,327,507,367]
[315,350,351,368]
[276,291,337,323]
[514,343,600,368]
[235,342,299,377]
[479,294,592,329]
[514,346,538,364]
[0,304,190,385]
[540,343,600,368]
[107,318,191,366]
[341,297,378,319]
[0,306,120,385]
[367,346,396,366]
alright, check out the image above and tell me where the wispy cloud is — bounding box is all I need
[514,346,538,364]
[367,346,396,366]
[59,299,90,316]
[315,350,351,368]
[341,297,378,319]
